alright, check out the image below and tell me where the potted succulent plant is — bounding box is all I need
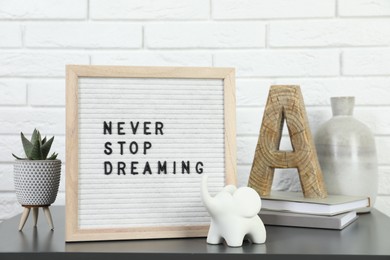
[12,129,61,231]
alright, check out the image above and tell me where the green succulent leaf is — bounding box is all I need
[41,136,54,159]
[29,138,43,160]
[47,152,58,160]
[13,129,59,161]
[12,153,26,160]
[30,129,40,145]
[21,132,33,158]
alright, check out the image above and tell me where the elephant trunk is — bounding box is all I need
[201,174,216,214]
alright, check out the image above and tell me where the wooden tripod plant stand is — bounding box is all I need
[18,205,54,231]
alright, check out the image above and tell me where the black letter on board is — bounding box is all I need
[144,122,151,135]
[196,162,204,174]
[103,121,112,135]
[182,161,190,174]
[158,161,167,174]
[130,121,139,135]
[156,122,164,135]
[129,141,139,154]
[117,122,125,135]
[104,142,112,155]
[118,162,126,175]
[117,141,125,155]
[131,161,139,175]
[143,142,152,155]
[143,162,152,174]
[172,161,177,174]
[104,161,112,175]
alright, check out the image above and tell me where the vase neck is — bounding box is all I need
[331,96,355,116]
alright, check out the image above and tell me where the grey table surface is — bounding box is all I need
[0,206,389,259]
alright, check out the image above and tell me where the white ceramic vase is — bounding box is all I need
[14,160,61,206]
[314,97,378,213]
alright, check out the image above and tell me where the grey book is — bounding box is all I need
[259,210,358,230]
[261,191,370,216]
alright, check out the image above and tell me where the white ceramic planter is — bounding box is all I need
[14,160,61,206]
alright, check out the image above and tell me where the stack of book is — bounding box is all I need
[258,191,370,230]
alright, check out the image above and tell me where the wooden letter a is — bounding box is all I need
[248,85,327,198]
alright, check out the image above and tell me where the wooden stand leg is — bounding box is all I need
[18,208,31,231]
[43,207,54,230]
[32,208,39,227]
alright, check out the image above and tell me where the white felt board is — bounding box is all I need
[66,65,236,242]
[77,77,226,229]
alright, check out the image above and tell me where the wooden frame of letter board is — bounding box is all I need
[65,65,237,242]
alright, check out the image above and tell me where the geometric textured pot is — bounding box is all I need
[13,159,61,231]
[14,160,61,206]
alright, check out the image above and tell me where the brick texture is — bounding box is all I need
[145,23,265,48]
[212,0,335,19]
[0,108,65,135]
[90,0,209,20]
[339,0,390,17]
[0,165,15,191]
[0,80,26,105]
[28,80,65,106]
[25,23,142,48]
[91,52,212,66]
[0,0,389,221]
[0,52,89,77]
[214,50,339,77]
[0,24,22,47]
[269,20,390,47]
[0,0,87,20]
[343,49,390,75]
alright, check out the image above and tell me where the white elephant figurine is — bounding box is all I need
[201,174,266,247]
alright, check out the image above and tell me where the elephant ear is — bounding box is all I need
[233,187,261,218]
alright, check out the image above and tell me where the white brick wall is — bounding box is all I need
[0,52,89,77]
[212,0,336,19]
[0,80,26,105]
[269,20,390,47]
[145,23,266,48]
[0,0,87,20]
[214,50,339,76]
[0,24,22,47]
[343,49,390,75]
[90,0,210,20]
[91,52,213,66]
[338,0,390,16]
[1,0,390,222]
[25,23,143,48]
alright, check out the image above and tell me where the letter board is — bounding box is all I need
[65,65,236,242]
